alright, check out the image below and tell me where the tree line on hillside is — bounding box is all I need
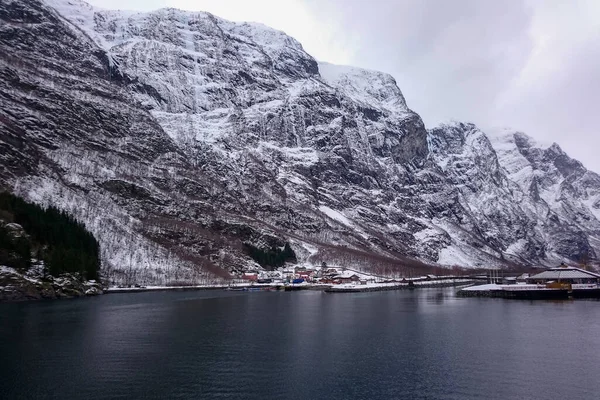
[243,242,296,270]
[0,192,100,280]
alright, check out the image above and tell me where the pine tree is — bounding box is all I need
[0,192,100,279]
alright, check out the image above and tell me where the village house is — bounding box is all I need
[527,265,600,287]
[333,272,361,284]
[280,268,295,280]
[260,270,283,279]
[319,268,339,280]
[242,272,258,282]
[297,269,315,281]
[318,276,335,284]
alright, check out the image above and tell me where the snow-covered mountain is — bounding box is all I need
[1,0,599,284]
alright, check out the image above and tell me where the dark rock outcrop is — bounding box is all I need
[0,265,103,302]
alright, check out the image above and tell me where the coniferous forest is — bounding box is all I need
[243,242,297,270]
[0,192,100,280]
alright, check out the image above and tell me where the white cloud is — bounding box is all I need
[494,0,600,171]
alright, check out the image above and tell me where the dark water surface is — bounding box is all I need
[1,288,599,400]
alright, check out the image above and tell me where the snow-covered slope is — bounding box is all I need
[1,0,599,284]
[427,123,600,267]
[318,62,409,113]
[488,129,600,260]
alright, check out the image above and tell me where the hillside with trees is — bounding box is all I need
[0,192,100,280]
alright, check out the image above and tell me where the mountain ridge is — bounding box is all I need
[1,0,599,285]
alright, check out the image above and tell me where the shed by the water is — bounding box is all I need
[528,266,600,284]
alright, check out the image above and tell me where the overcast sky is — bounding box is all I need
[87,0,600,173]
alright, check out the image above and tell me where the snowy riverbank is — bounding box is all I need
[103,278,475,294]
[0,265,103,302]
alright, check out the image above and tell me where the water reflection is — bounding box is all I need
[1,288,599,400]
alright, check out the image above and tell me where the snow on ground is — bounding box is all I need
[288,240,321,265]
[319,205,354,228]
[504,239,528,257]
[330,278,474,291]
[317,61,409,113]
[279,172,310,188]
[461,283,502,292]
[486,128,537,190]
[414,227,442,241]
[538,181,562,206]
[316,205,371,240]
[153,109,233,145]
[584,196,600,221]
[45,0,127,50]
[286,79,323,99]
[0,266,40,285]
[300,242,319,256]
[485,127,552,151]
[430,218,506,268]
[588,235,600,252]
[437,244,478,267]
[259,142,319,166]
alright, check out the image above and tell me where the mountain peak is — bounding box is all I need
[547,142,565,154]
[318,61,409,113]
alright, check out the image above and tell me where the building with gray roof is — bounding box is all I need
[529,266,600,284]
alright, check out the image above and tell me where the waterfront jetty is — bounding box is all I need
[458,265,600,299]
[458,284,570,299]
[325,278,475,293]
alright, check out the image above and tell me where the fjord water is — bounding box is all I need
[1,289,599,400]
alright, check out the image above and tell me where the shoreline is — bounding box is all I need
[458,283,600,300]
[105,279,476,295]
[1,272,479,302]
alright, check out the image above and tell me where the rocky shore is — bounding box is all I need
[0,265,103,302]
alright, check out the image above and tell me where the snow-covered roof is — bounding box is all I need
[529,267,600,280]
[333,272,359,279]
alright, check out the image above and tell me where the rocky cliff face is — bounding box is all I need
[489,129,600,262]
[1,0,599,284]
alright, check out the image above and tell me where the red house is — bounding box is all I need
[297,270,314,281]
[333,273,360,284]
[242,272,258,281]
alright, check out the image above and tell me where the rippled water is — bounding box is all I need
[1,288,599,399]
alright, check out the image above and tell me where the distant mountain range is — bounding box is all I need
[1,0,599,284]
